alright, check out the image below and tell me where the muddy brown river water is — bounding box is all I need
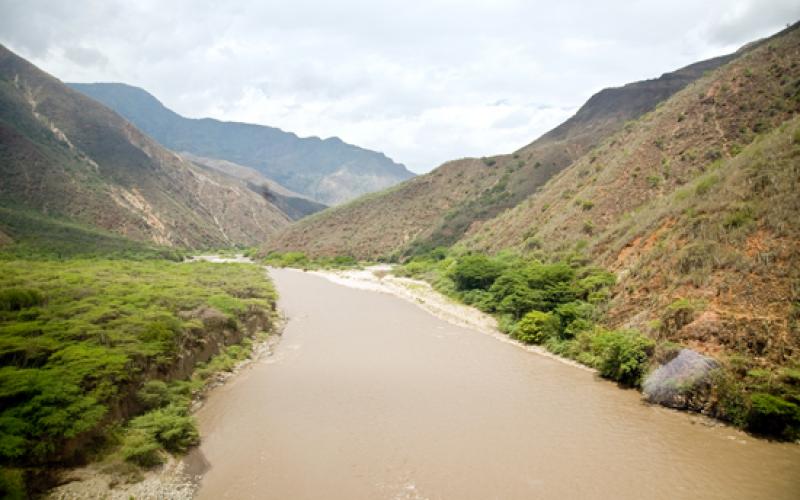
[189,268,800,499]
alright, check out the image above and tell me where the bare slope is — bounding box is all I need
[263,49,740,259]
[463,24,800,254]
[0,44,290,247]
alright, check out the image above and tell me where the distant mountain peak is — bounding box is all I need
[68,82,415,205]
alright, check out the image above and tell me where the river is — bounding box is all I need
[187,268,800,499]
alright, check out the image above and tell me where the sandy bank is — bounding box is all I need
[308,265,593,372]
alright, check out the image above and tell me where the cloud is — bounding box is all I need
[63,46,108,68]
[707,0,799,45]
[0,0,797,173]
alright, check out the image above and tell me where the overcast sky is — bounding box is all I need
[1,1,798,173]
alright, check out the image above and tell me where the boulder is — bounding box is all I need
[643,349,718,411]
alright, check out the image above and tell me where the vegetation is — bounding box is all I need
[0,254,277,494]
[0,207,186,261]
[395,246,800,438]
[261,251,361,270]
[394,249,660,387]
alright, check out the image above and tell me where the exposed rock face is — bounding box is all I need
[643,349,719,411]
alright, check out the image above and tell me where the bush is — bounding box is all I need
[554,301,595,338]
[136,381,171,410]
[590,329,655,386]
[121,429,164,467]
[747,393,800,440]
[0,468,25,500]
[127,405,199,454]
[451,254,504,291]
[489,273,540,319]
[0,287,44,311]
[709,368,749,426]
[513,311,560,344]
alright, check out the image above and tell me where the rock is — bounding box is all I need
[643,349,718,411]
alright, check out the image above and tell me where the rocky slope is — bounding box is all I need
[0,44,291,248]
[262,46,743,259]
[68,82,415,205]
[461,24,800,368]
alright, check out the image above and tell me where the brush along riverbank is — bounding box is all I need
[0,256,281,499]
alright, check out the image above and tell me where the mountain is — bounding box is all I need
[67,82,415,205]
[180,152,327,221]
[261,22,800,364]
[260,23,800,438]
[0,44,291,248]
[458,23,800,364]
[262,46,748,259]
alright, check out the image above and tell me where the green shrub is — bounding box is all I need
[127,405,199,454]
[136,381,171,410]
[0,468,25,500]
[709,368,749,426]
[121,428,164,467]
[554,301,595,339]
[590,329,654,386]
[488,273,539,318]
[513,311,560,344]
[747,393,800,440]
[0,287,44,311]
[451,254,504,291]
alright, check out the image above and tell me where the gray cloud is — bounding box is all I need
[63,46,108,68]
[1,0,797,172]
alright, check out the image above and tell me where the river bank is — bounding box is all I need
[309,265,594,372]
[40,257,282,499]
[45,327,282,500]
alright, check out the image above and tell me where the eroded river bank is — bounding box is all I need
[188,267,800,499]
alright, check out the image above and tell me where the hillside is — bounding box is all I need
[68,82,415,205]
[458,23,800,368]
[181,152,327,221]
[262,48,742,259]
[0,44,291,248]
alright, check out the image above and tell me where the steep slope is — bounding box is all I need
[460,24,800,365]
[0,44,290,247]
[181,152,327,221]
[463,23,800,255]
[263,49,744,259]
[67,82,415,205]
